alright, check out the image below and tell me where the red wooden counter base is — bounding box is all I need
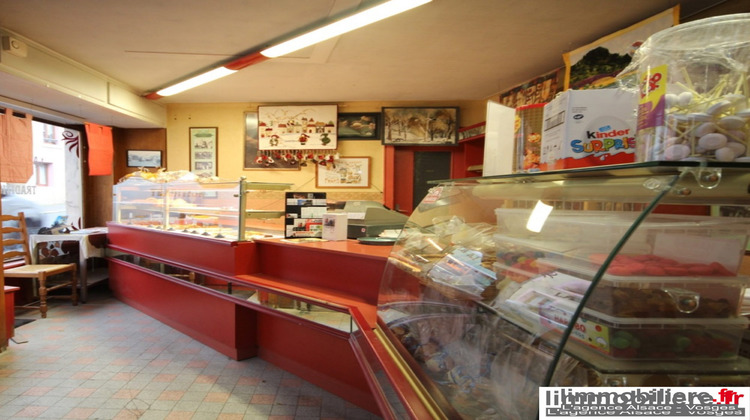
[3,286,20,349]
[106,223,390,416]
[108,260,259,360]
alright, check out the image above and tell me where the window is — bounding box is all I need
[34,161,51,186]
[42,124,57,144]
[1,122,82,229]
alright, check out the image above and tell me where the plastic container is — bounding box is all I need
[494,209,750,276]
[499,283,749,360]
[539,302,748,360]
[619,13,750,163]
[542,268,748,319]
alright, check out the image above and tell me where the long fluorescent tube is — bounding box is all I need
[261,0,432,58]
[156,67,237,96]
[146,0,430,98]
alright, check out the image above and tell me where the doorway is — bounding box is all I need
[412,151,451,209]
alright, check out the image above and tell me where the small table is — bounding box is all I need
[29,228,108,302]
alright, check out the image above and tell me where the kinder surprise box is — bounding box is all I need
[540,89,637,171]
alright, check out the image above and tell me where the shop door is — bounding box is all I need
[412,151,451,209]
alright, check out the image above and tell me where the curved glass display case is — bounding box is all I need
[373,162,750,419]
[112,176,291,241]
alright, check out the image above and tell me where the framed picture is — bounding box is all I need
[382,107,459,146]
[189,127,217,177]
[337,112,381,140]
[126,150,162,168]
[243,112,300,170]
[316,157,370,188]
[258,105,337,150]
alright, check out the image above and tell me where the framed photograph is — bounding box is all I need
[189,127,217,177]
[258,105,337,150]
[316,157,370,188]
[337,112,381,140]
[382,107,459,146]
[243,112,300,170]
[126,150,162,168]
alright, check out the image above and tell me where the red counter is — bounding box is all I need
[4,286,19,344]
[106,223,390,416]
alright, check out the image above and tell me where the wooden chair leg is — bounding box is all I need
[38,274,48,319]
[71,265,78,306]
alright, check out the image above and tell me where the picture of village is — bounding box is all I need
[258,105,338,150]
[316,157,370,188]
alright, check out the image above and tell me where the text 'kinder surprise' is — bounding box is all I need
[570,125,635,154]
[540,89,637,171]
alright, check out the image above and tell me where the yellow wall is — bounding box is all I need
[165,100,486,196]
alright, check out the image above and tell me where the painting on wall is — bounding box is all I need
[382,107,459,146]
[315,156,370,188]
[337,112,382,140]
[258,105,337,150]
[563,6,678,90]
[189,127,217,177]
[126,150,162,168]
[243,112,300,170]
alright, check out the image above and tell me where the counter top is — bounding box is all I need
[252,237,393,260]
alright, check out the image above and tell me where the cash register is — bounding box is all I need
[339,201,408,239]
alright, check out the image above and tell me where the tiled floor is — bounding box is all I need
[0,284,382,420]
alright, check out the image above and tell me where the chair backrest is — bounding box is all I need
[2,212,32,265]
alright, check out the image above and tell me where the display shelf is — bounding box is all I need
[458,134,484,143]
[453,122,486,178]
[458,121,486,142]
[112,175,291,241]
[365,162,750,419]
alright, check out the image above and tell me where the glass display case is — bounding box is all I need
[112,176,291,241]
[373,162,750,419]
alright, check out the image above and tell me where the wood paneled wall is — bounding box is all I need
[83,128,165,228]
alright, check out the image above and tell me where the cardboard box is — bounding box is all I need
[322,212,348,241]
[540,89,637,171]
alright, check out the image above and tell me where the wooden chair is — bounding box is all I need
[2,212,77,318]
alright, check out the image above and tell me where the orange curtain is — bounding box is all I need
[85,122,113,176]
[0,108,34,183]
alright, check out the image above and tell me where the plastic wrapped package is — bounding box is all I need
[427,246,498,300]
[617,13,750,163]
[431,215,498,253]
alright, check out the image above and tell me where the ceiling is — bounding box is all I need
[0,0,741,128]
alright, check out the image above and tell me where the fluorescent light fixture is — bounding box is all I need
[261,0,432,58]
[156,67,237,96]
[526,201,554,233]
[146,0,429,98]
